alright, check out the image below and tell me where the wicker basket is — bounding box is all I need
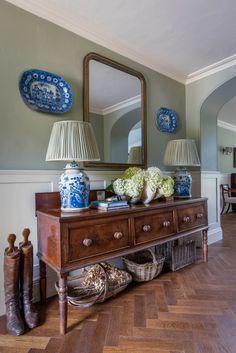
[156,239,196,272]
[169,240,196,271]
[55,262,132,307]
[122,248,165,282]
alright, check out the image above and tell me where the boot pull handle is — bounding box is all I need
[7,234,16,254]
[22,228,30,246]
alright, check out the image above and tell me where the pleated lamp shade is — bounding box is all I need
[163,139,200,167]
[163,139,200,198]
[46,120,100,162]
[46,120,100,212]
[128,146,142,164]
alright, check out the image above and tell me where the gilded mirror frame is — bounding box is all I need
[83,52,147,169]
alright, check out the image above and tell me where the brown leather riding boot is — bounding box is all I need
[4,234,25,336]
[19,229,40,329]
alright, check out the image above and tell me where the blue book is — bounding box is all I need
[90,200,128,208]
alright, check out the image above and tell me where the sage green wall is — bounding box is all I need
[0,1,185,170]
[218,127,236,173]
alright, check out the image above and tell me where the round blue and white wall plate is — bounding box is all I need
[156,107,178,133]
[19,69,73,114]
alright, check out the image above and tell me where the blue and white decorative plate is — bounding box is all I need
[19,69,73,114]
[156,107,178,133]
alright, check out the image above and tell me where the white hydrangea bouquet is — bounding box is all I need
[112,167,174,204]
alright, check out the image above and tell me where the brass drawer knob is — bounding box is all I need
[183,216,190,223]
[82,238,93,247]
[113,231,123,240]
[142,224,151,232]
[163,220,171,227]
[196,213,203,219]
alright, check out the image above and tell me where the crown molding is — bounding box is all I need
[217,119,236,133]
[103,95,141,116]
[89,107,103,115]
[6,0,236,86]
[186,54,236,84]
[90,95,141,116]
[5,0,186,84]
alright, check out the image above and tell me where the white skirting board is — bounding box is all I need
[201,171,223,244]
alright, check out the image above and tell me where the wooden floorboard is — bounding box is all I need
[1,213,236,353]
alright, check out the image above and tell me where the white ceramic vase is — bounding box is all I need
[141,184,156,204]
[129,196,140,204]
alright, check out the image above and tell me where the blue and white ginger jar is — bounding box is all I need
[59,162,90,211]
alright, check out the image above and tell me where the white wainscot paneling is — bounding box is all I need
[0,169,122,315]
[0,170,60,316]
[201,171,222,245]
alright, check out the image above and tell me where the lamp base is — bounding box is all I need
[59,162,90,211]
[61,206,89,213]
[173,168,192,198]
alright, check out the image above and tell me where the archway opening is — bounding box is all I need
[200,76,236,171]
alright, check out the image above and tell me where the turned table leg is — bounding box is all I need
[58,273,68,335]
[39,260,46,304]
[202,229,208,262]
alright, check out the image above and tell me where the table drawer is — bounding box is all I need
[177,204,207,232]
[134,210,175,245]
[67,219,130,262]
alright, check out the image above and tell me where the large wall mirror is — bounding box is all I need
[83,52,147,169]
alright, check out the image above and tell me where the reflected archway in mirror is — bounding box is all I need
[83,52,147,169]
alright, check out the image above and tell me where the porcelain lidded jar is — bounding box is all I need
[59,162,90,211]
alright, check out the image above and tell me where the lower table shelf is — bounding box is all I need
[36,192,208,334]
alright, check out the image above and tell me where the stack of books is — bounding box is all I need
[90,200,129,210]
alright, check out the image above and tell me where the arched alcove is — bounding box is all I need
[110,107,141,163]
[200,76,236,171]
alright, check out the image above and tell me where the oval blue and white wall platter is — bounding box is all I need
[156,107,178,133]
[19,69,73,114]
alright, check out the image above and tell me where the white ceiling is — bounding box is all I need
[89,60,140,112]
[6,0,236,84]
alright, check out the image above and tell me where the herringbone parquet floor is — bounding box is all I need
[1,213,236,353]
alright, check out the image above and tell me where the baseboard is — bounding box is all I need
[208,226,223,245]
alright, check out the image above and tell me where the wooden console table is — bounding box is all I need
[35,192,208,335]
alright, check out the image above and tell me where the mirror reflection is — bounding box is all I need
[83,53,147,169]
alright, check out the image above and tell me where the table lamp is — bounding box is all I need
[163,139,200,198]
[46,120,100,211]
[128,146,142,164]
